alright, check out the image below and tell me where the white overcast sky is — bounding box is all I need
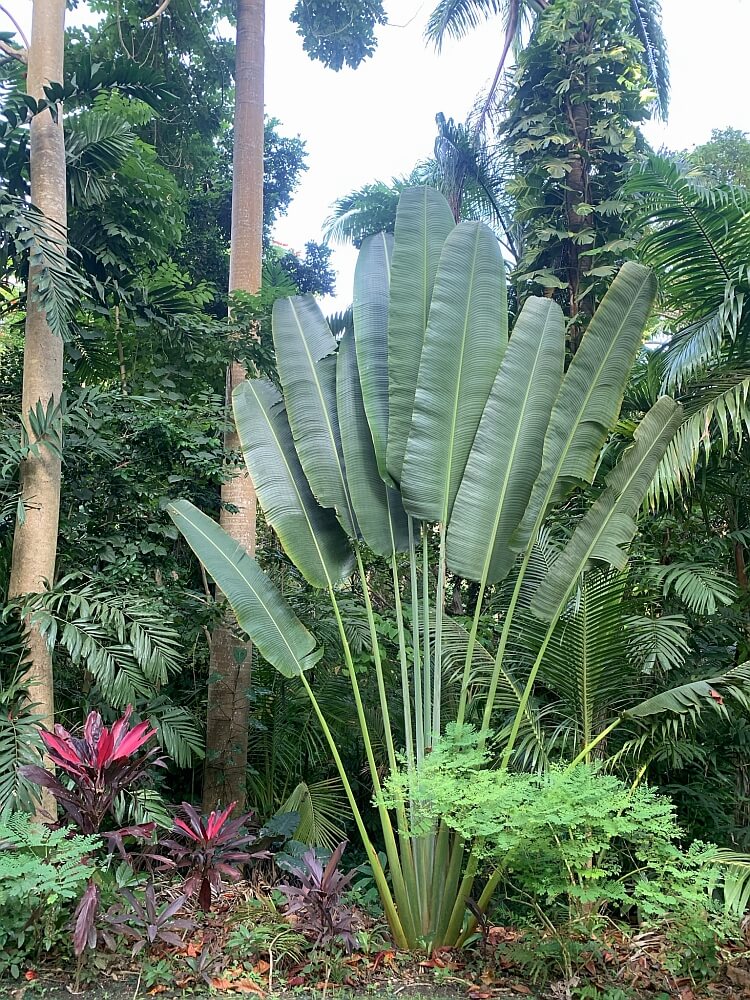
[7,0,750,306]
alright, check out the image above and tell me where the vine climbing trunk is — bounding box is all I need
[8,0,67,819]
[204,0,265,813]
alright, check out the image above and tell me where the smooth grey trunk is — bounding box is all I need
[203,0,264,813]
[8,0,67,818]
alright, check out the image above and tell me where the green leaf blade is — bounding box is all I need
[531,396,683,621]
[233,379,353,588]
[272,295,357,537]
[337,330,409,556]
[514,261,658,550]
[386,186,455,484]
[447,296,564,583]
[168,500,322,678]
[401,220,508,523]
[353,232,394,480]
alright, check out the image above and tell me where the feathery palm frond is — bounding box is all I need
[323,180,409,247]
[649,561,738,616]
[532,572,638,752]
[626,156,750,502]
[0,193,89,337]
[628,0,669,117]
[425,0,543,49]
[278,779,347,849]
[625,157,750,332]
[439,614,549,768]
[0,615,44,819]
[423,113,519,256]
[65,112,136,209]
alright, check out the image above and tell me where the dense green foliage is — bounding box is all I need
[1,0,750,990]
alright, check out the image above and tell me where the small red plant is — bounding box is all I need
[20,706,162,836]
[279,841,357,951]
[157,801,269,911]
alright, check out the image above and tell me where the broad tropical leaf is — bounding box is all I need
[233,380,353,588]
[514,262,658,550]
[336,331,409,556]
[401,220,507,523]
[531,396,682,620]
[353,232,394,478]
[625,662,750,721]
[715,850,750,916]
[447,296,564,583]
[272,295,357,537]
[168,500,323,678]
[386,186,455,483]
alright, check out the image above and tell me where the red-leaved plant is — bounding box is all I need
[20,706,162,837]
[156,801,269,911]
[278,841,357,951]
[21,707,165,960]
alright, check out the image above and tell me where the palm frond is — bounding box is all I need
[278,779,347,850]
[649,561,738,616]
[626,662,750,724]
[627,0,669,117]
[323,180,408,247]
[715,849,750,916]
[0,193,89,337]
[425,0,531,49]
[65,112,136,209]
[625,156,750,324]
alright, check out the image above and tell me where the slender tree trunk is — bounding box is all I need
[203,0,264,813]
[8,0,67,817]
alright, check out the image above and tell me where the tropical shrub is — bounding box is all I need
[279,841,357,951]
[384,728,720,927]
[0,814,101,977]
[102,882,194,956]
[19,706,162,839]
[169,186,749,949]
[156,801,269,911]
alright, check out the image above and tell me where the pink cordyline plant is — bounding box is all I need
[21,705,162,837]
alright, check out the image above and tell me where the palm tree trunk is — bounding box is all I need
[203,0,264,813]
[8,0,67,814]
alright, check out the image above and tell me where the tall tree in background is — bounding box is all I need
[204,0,390,810]
[204,0,265,813]
[8,0,67,761]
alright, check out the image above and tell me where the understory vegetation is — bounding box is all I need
[2,1,750,998]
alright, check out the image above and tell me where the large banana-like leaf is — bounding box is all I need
[386,186,455,484]
[336,330,409,556]
[447,296,564,583]
[531,397,682,621]
[272,295,357,537]
[168,500,323,678]
[353,232,394,480]
[233,380,353,588]
[624,662,750,721]
[401,220,508,523]
[514,262,658,550]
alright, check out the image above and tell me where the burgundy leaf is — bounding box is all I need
[73,881,100,957]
